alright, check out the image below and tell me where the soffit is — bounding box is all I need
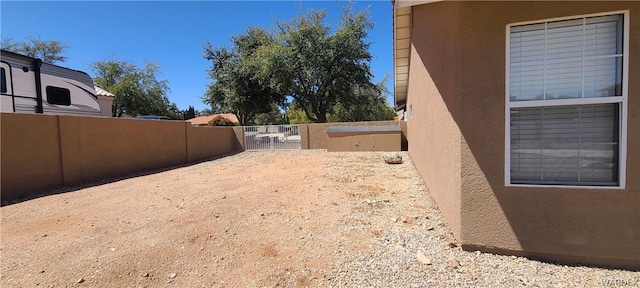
[392,0,443,110]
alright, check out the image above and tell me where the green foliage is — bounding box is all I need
[198,108,214,116]
[91,58,179,118]
[330,76,396,122]
[287,76,395,123]
[202,3,394,124]
[184,106,197,120]
[1,36,68,64]
[252,4,375,123]
[202,27,283,125]
[166,103,183,120]
[253,103,285,125]
[286,107,312,124]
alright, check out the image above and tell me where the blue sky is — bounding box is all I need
[1,1,394,111]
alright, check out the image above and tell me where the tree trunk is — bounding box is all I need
[316,104,327,123]
[315,112,327,123]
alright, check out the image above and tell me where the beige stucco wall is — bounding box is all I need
[301,121,404,150]
[187,126,237,162]
[398,120,408,151]
[327,131,401,152]
[1,113,241,201]
[408,1,640,268]
[231,126,245,151]
[59,116,188,186]
[408,2,463,239]
[1,114,63,200]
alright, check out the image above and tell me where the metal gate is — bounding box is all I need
[243,125,301,151]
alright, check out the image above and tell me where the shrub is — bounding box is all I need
[207,116,238,126]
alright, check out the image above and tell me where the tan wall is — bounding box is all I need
[398,120,408,151]
[1,113,241,201]
[327,131,401,152]
[187,126,237,163]
[408,1,640,268]
[408,1,464,239]
[231,126,245,151]
[59,116,187,186]
[1,114,63,200]
[301,121,404,150]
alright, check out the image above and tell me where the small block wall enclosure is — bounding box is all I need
[326,125,401,152]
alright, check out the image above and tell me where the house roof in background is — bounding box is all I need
[186,113,240,125]
[94,86,115,97]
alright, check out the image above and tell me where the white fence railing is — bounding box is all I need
[243,125,301,151]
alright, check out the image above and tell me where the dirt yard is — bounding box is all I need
[0,150,429,287]
[2,150,638,288]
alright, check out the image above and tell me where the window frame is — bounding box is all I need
[1,67,7,93]
[504,11,629,189]
[0,62,11,95]
[46,86,72,106]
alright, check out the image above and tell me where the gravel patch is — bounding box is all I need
[323,152,639,288]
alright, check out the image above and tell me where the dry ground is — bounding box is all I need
[2,150,638,288]
[1,150,429,287]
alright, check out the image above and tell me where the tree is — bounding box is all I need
[91,58,179,118]
[197,108,214,116]
[286,78,395,123]
[330,76,396,122]
[286,106,312,124]
[1,36,68,64]
[184,106,196,120]
[166,102,183,120]
[202,27,283,125]
[253,4,375,123]
[253,103,285,125]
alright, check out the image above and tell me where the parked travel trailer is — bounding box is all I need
[1,49,112,116]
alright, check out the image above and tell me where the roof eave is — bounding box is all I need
[394,0,442,8]
[393,0,443,111]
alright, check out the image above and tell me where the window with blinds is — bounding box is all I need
[506,13,627,187]
[510,104,618,185]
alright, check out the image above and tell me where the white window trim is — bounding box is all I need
[504,10,629,189]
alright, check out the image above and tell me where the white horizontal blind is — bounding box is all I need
[507,13,624,186]
[510,15,623,101]
[510,104,618,185]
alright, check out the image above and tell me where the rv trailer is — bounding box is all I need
[1,49,110,116]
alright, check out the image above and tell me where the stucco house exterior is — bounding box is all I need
[393,1,639,269]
